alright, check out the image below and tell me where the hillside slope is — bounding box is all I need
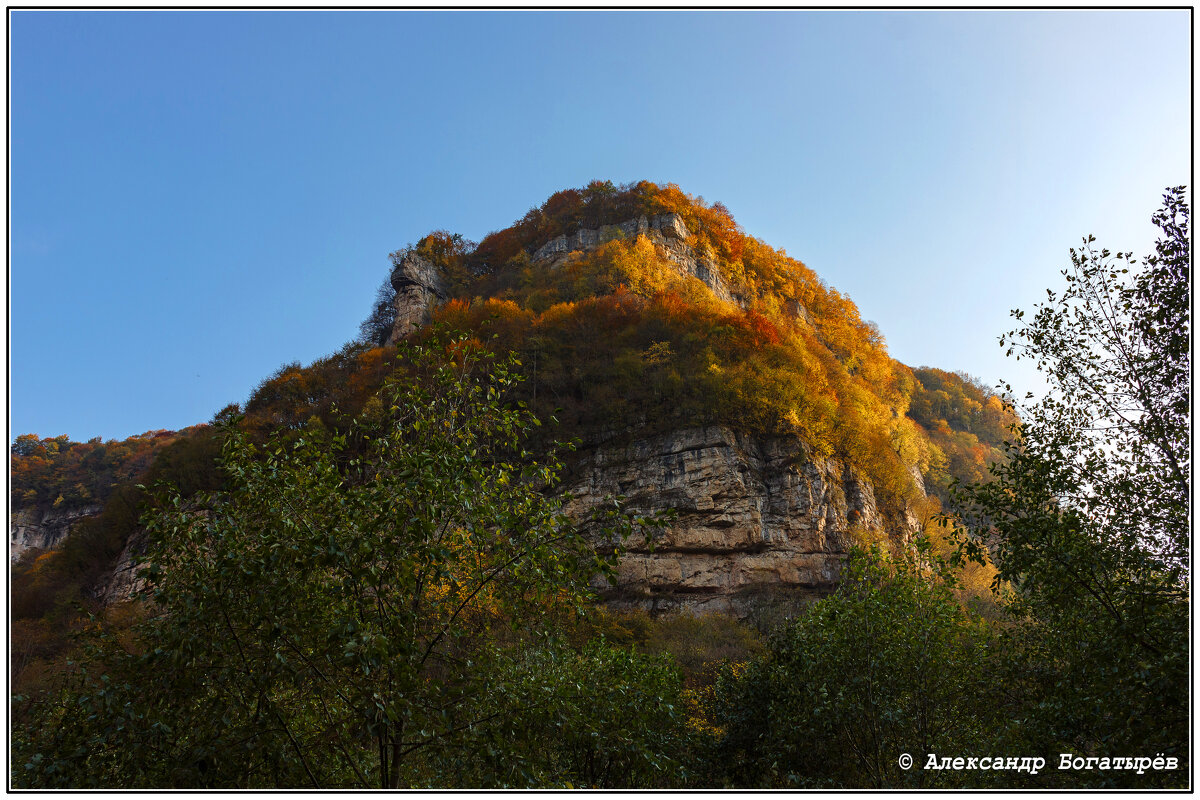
[11,180,1015,616]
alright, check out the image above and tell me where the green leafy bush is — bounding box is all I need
[709,543,999,789]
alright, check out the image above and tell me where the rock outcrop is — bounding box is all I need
[10,503,147,604]
[532,213,747,308]
[10,504,101,562]
[564,425,917,616]
[385,251,449,345]
[94,530,148,605]
[384,212,769,348]
[85,425,918,614]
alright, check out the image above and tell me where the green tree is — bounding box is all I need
[951,187,1189,781]
[709,543,998,789]
[420,639,689,787]
[14,334,666,789]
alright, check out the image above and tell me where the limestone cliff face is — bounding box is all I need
[383,213,754,345]
[10,504,101,562]
[385,251,448,345]
[90,426,918,612]
[532,213,747,308]
[564,426,919,616]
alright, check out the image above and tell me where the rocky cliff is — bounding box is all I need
[385,251,449,345]
[10,504,101,562]
[76,210,917,614]
[564,425,918,616]
[94,530,148,605]
[386,213,758,340]
[531,213,748,308]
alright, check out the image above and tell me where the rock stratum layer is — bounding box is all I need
[531,213,747,308]
[565,426,918,615]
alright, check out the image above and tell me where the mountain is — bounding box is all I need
[367,182,1017,613]
[10,180,1015,617]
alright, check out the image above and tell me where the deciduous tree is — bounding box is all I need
[951,187,1190,774]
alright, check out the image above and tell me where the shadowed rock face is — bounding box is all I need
[564,426,918,616]
[94,530,148,605]
[10,504,101,562]
[385,252,448,345]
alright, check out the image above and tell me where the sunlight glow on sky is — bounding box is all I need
[9,9,1191,441]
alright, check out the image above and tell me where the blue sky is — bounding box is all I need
[10,10,1191,441]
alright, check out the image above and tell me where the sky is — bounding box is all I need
[9,9,1191,442]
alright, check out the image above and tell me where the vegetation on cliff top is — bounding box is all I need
[11,428,207,512]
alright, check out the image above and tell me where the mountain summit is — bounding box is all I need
[351,180,1015,613]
